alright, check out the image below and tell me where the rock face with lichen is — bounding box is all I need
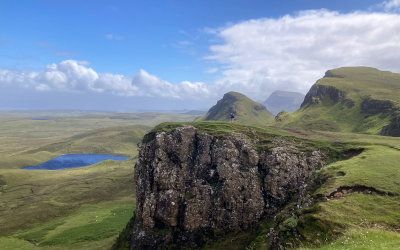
[131,126,325,248]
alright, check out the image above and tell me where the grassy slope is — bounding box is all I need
[0,112,196,249]
[248,124,400,249]
[280,67,400,134]
[270,124,400,248]
[201,91,274,126]
[294,144,400,249]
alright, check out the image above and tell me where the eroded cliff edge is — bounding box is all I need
[129,124,328,249]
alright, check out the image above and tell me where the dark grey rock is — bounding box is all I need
[381,112,400,136]
[301,84,354,108]
[131,126,325,249]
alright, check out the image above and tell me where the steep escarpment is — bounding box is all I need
[282,67,400,136]
[381,112,400,136]
[361,98,400,136]
[300,84,354,108]
[130,125,326,248]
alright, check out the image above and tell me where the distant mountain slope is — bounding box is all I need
[202,91,274,126]
[264,90,305,115]
[280,67,400,136]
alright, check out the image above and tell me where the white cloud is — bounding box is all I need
[382,0,400,11]
[0,60,212,100]
[208,10,400,99]
[0,60,137,96]
[132,69,212,99]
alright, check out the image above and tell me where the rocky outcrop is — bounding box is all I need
[327,185,397,199]
[131,126,325,248]
[381,112,400,136]
[360,98,400,136]
[275,111,290,122]
[301,84,354,108]
[361,98,396,115]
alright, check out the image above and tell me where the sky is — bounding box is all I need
[1,0,400,111]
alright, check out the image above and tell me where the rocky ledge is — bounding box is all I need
[130,125,326,248]
[301,84,354,108]
[361,97,400,136]
[381,111,400,137]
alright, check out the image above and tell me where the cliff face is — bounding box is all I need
[361,98,397,115]
[131,126,325,248]
[360,98,400,136]
[381,112,400,136]
[300,84,354,108]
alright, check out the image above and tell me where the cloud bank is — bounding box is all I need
[0,60,211,100]
[208,10,400,99]
[2,8,400,108]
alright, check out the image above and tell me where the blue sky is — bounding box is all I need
[1,0,399,111]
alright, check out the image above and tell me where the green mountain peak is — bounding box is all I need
[202,91,274,126]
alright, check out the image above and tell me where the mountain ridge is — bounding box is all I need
[281,66,400,136]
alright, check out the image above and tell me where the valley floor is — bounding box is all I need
[0,112,197,249]
[0,114,399,249]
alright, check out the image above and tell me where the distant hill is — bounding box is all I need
[201,91,274,126]
[280,67,400,136]
[263,90,305,115]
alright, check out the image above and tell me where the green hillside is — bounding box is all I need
[201,91,274,126]
[279,67,400,136]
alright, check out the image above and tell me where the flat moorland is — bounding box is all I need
[0,111,197,249]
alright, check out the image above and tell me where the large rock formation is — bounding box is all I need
[131,125,325,248]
